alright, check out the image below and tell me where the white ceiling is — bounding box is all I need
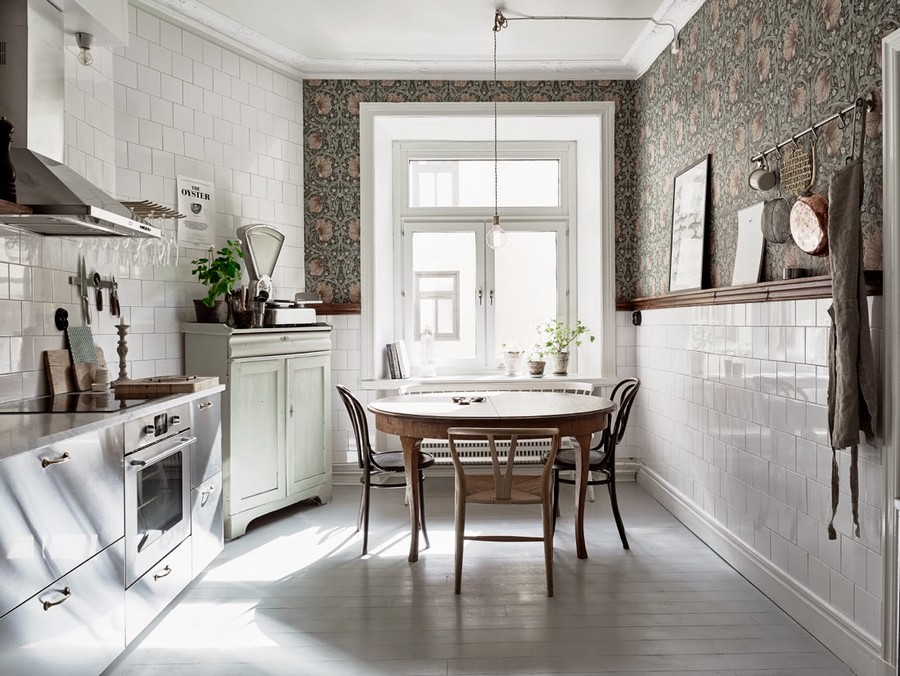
[136,0,705,80]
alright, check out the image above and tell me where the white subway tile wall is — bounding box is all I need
[616,299,884,640]
[0,7,304,401]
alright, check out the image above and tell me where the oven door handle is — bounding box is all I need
[129,436,196,466]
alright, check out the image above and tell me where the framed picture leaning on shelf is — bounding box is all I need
[668,154,710,292]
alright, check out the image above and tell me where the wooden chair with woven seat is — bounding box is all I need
[549,377,640,550]
[447,427,561,596]
[336,385,435,555]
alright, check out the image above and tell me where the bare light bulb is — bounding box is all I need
[486,223,507,249]
[75,32,94,67]
[77,49,93,66]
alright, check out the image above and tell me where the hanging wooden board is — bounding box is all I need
[45,347,109,394]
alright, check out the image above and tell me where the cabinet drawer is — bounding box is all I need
[0,426,124,618]
[228,332,332,358]
[0,539,125,675]
[190,393,222,486]
[192,472,224,577]
[125,537,191,645]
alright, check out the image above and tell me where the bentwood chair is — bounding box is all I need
[336,385,435,555]
[549,377,640,550]
[447,427,561,596]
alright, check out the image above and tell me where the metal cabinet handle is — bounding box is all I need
[129,436,196,467]
[489,289,494,305]
[153,565,172,581]
[40,452,70,469]
[477,288,483,305]
[198,401,213,410]
[42,587,71,611]
[200,484,217,506]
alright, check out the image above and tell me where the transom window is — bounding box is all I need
[397,142,575,372]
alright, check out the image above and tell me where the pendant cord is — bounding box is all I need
[493,16,499,225]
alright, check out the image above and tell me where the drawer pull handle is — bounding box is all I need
[198,401,213,410]
[201,484,216,505]
[153,565,172,581]
[40,452,70,469]
[42,587,71,611]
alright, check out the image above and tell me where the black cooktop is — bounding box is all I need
[0,393,147,414]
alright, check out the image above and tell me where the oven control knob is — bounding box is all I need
[143,424,155,434]
[170,415,182,425]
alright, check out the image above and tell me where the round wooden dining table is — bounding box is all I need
[368,391,616,562]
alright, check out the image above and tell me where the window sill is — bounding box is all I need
[360,373,619,391]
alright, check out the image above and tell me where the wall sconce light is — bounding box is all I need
[75,32,94,66]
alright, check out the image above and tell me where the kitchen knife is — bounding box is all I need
[93,272,103,311]
[110,276,120,316]
[79,256,90,325]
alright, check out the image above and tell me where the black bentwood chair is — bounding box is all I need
[548,377,640,549]
[336,385,434,555]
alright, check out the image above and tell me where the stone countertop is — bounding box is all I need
[0,385,226,462]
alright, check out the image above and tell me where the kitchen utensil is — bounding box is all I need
[79,255,90,324]
[68,325,98,391]
[780,137,814,196]
[91,382,109,393]
[748,157,776,191]
[790,192,829,255]
[110,276,120,316]
[93,271,103,311]
[113,375,219,399]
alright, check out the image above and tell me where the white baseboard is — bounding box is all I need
[638,466,893,676]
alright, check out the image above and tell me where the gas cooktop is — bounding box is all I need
[0,392,147,414]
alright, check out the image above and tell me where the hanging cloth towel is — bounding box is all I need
[825,101,878,540]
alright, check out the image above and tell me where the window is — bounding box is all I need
[398,143,572,371]
[359,102,617,384]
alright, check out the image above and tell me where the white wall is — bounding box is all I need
[0,6,304,402]
[619,300,886,643]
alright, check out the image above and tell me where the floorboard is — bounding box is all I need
[105,480,853,675]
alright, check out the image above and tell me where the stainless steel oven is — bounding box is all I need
[124,404,193,588]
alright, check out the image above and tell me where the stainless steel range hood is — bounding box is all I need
[0,0,160,237]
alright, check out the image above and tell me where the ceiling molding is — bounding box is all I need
[134,0,705,82]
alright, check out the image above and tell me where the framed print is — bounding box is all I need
[732,201,766,286]
[668,155,710,292]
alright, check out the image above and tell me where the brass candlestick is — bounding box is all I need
[114,317,130,385]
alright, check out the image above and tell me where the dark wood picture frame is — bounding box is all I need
[668,154,710,292]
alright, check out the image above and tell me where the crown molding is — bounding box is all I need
[134,0,703,81]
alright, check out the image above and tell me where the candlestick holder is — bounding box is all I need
[114,321,130,385]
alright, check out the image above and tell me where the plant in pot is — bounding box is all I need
[191,240,244,323]
[538,319,595,375]
[526,347,546,377]
[498,340,523,376]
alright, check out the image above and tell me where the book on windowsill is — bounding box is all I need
[385,341,411,379]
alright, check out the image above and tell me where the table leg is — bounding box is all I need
[573,434,592,559]
[401,436,422,562]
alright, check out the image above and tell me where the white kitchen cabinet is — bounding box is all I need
[183,324,333,539]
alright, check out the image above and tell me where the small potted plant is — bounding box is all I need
[526,347,546,377]
[538,319,595,375]
[191,240,244,323]
[499,340,523,376]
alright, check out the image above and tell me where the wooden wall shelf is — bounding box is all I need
[315,302,361,315]
[0,199,31,215]
[617,271,883,311]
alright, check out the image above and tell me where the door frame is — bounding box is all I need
[882,25,900,672]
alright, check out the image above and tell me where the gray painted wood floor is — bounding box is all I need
[106,479,853,675]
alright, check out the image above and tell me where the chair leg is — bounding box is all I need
[454,491,466,595]
[542,498,554,597]
[356,480,366,532]
[607,475,629,550]
[551,469,560,534]
[418,471,430,549]
[587,474,595,502]
[361,480,371,555]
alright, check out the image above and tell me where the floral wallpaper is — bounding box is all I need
[631,0,899,297]
[304,0,899,303]
[303,79,637,303]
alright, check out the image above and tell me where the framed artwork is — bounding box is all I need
[668,155,710,292]
[732,202,766,286]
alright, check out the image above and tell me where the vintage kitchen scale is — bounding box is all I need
[236,223,321,327]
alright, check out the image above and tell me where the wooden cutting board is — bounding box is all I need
[114,375,219,399]
[45,347,108,394]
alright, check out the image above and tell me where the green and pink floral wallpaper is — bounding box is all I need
[304,0,899,303]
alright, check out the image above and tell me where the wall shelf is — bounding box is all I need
[617,271,883,311]
[0,199,31,215]
[316,303,361,315]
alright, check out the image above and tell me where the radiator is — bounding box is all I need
[419,438,568,465]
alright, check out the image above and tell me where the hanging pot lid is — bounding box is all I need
[236,224,285,280]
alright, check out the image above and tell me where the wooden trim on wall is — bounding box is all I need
[316,303,361,315]
[617,271,883,311]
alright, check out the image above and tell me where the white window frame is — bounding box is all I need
[359,101,616,387]
[397,141,574,372]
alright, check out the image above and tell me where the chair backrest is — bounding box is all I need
[336,385,373,471]
[400,381,594,395]
[606,377,640,447]
[447,427,560,502]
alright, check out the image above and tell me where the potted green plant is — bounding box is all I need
[191,240,244,323]
[538,319,595,375]
[526,346,546,377]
